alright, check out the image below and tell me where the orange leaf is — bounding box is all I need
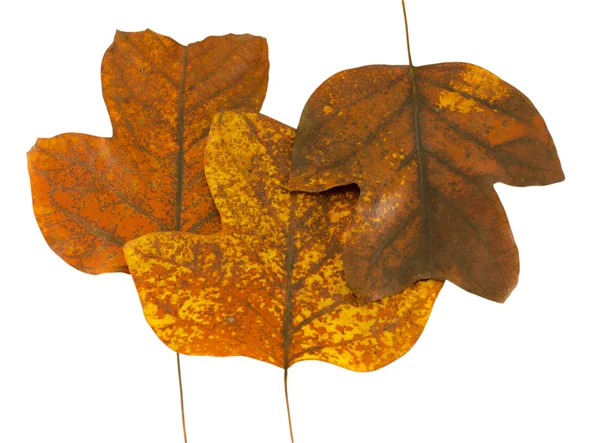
[124,111,443,371]
[288,63,564,303]
[28,29,269,273]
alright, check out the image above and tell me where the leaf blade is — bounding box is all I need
[124,111,443,371]
[289,62,563,303]
[28,30,269,274]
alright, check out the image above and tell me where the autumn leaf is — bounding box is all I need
[288,62,564,304]
[28,29,269,274]
[123,111,443,371]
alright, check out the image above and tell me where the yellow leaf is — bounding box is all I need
[124,111,443,371]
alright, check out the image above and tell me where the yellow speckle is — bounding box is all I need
[436,90,484,114]
[455,64,510,103]
[323,105,334,116]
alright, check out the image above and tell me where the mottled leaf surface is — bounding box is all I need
[28,29,268,273]
[124,112,443,371]
[289,63,564,303]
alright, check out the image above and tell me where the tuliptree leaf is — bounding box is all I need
[124,111,443,371]
[28,29,269,273]
[288,63,564,303]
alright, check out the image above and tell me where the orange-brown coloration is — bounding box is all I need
[28,30,269,273]
[124,112,443,371]
[289,63,564,303]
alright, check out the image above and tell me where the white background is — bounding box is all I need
[1,1,598,442]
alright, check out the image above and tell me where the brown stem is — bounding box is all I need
[177,353,188,443]
[402,0,414,68]
[284,368,295,443]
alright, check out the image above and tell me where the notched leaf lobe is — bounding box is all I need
[289,62,564,303]
[28,29,269,274]
[124,111,443,371]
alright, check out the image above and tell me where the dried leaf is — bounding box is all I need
[124,111,443,371]
[288,63,564,303]
[28,29,269,273]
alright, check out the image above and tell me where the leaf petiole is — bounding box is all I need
[284,368,294,443]
[402,0,414,68]
[177,353,188,443]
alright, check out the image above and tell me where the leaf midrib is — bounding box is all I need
[282,193,298,369]
[174,46,190,231]
[411,70,434,277]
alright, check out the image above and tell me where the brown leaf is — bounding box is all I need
[123,111,443,371]
[27,29,268,273]
[288,63,564,303]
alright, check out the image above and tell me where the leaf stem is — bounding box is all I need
[284,368,295,443]
[402,0,414,68]
[177,353,188,443]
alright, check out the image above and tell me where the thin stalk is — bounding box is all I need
[177,353,188,443]
[284,368,295,443]
[402,0,414,68]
